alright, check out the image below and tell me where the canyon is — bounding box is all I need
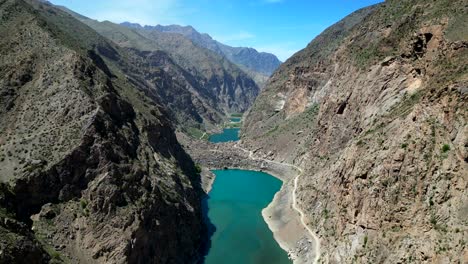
[0,0,467,263]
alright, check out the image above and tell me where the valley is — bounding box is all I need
[0,0,466,263]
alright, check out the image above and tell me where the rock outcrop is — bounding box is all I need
[243,1,467,263]
[0,0,205,262]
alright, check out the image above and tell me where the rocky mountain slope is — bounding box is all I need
[243,0,467,263]
[122,23,282,76]
[0,0,206,262]
[57,9,260,133]
[121,23,282,87]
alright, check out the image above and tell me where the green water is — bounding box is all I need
[230,117,242,122]
[204,169,291,264]
[209,128,240,143]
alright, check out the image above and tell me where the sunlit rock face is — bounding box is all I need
[243,1,468,263]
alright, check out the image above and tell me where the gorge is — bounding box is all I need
[0,0,467,263]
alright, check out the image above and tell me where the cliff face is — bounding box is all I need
[62,13,260,131]
[244,1,467,263]
[0,0,204,263]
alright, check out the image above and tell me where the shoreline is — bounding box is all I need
[232,145,320,264]
[201,159,319,264]
[200,168,216,194]
[177,132,319,264]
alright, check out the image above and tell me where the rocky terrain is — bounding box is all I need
[0,0,207,263]
[121,22,282,87]
[243,0,468,263]
[2,0,467,263]
[58,8,260,134]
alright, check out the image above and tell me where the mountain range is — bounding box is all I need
[56,5,269,136]
[121,22,282,87]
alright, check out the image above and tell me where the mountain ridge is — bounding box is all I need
[120,21,282,87]
[58,5,260,134]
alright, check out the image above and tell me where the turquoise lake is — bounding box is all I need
[204,169,291,264]
[230,117,242,122]
[209,128,240,143]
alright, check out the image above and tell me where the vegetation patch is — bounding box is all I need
[441,144,450,153]
[388,91,423,119]
[184,127,206,139]
[195,164,202,174]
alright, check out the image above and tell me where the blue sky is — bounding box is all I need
[50,0,383,61]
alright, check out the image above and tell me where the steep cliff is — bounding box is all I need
[244,1,467,263]
[0,0,205,263]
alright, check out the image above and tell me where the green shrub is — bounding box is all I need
[322,209,329,220]
[429,197,434,206]
[441,144,450,153]
[80,199,87,209]
[195,164,202,174]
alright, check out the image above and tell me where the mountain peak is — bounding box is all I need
[121,21,143,29]
[120,22,282,77]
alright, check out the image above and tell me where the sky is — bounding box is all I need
[49,0,383,61]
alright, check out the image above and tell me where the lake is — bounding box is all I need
[209,128,240,143]
[204,169,291,264]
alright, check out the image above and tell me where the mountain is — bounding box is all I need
[0,0,206,262]
[59,8,260,134]
[243,0,467,263]
[120,22,282,87]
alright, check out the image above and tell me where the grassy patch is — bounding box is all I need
[388,91,423,118]
[225,122,241,128]
[184,127,206,139]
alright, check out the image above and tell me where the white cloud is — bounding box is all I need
[88,0,192,26]
[215,31,256,42]
[256,43,299,61]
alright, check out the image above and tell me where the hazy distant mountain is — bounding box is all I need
[121,22,282,86]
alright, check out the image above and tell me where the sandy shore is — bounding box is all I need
[202,157,319,264]
[259,165,319,264]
